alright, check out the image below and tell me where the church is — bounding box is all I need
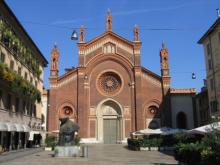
[48,11,196,144]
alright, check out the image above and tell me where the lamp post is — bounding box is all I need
[71,30,78,41]
[192,72,196,79]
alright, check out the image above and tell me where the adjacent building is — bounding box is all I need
[198,16,220,118]
[170,88,196,129]
[0,1,48,151]
[195,81,210,126]
[48,11,196,144]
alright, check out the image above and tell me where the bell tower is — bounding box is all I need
[160,43,171,127]
[50,44,59,78]
[160,42,170,89]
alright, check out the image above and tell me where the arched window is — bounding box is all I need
[176,112,187,129]
[52,58,56,69]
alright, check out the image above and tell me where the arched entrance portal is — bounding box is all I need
[96,99,123,144]
[176,112,187,129]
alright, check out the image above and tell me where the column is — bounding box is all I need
[134,66,143,131]
[0,132,3,146]
[17,132,21,149]
[130,82,136,130]
[24,133,27,149]
[9,132,12,151]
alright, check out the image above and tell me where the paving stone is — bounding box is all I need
[0,144,178,165]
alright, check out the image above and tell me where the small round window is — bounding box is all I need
[62,106,73,116]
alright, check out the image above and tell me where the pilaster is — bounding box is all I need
[77,67,89,137]
[134,66,143,130]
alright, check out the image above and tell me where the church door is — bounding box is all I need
[103,119,117,144]
[97,99,123,143]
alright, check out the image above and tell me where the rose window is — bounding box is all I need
[98,72,122,95]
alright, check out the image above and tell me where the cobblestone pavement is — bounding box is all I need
[0,148,43,163]
[0,144,178,165]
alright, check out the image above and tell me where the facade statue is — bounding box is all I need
[133,25,139,41]
[58,117,80,146]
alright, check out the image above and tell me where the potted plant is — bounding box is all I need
[74,135,81,146]
[127,138,141,151]
[45,135,56,151]
[149,138,161,151]
[140,138,150,151]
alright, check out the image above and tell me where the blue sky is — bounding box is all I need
[5,0,220,92]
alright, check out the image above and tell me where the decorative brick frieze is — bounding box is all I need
[170,88,196,94]
[79,37,133,56]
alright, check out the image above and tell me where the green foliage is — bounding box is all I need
[45,135,56,150]
[74,135,81,146]
[0,61,41,102]
[174,133,198,144]
[148,138,162,147]
[127,138,162,150]
[128,133,200,151]
[174,131,220,165]
[200,147,215,165]
[200,132,220,165]
[127,138,142,150]
[160,135,178,147]
[174,142,203,165]
[0,19,41,77]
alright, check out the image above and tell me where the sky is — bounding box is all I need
[5,0,220,92]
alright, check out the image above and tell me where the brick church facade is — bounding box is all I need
[48,11,175,143]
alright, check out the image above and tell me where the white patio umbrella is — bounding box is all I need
[138,128,162,135]
[188,122,220,134]
[160,127,187,135]
[134,127,187,136]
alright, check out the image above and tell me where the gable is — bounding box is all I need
[78,31,137,67]
[78,31,134,56]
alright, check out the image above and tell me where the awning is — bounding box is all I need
[29,131,40,141]
[6,123,17,132]
[0,122,8,131]
[15,124,24,132]
[0,122,30,132]
[22,125,31,132]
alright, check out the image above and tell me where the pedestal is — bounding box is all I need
[54,146,80,157]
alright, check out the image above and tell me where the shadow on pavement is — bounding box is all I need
[153,164,178,165]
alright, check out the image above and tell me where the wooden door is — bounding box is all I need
[103,119,117,144]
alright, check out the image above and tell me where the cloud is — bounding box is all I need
[51,2,203,25]
[112,3,198,16]
[51,17,94,25]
